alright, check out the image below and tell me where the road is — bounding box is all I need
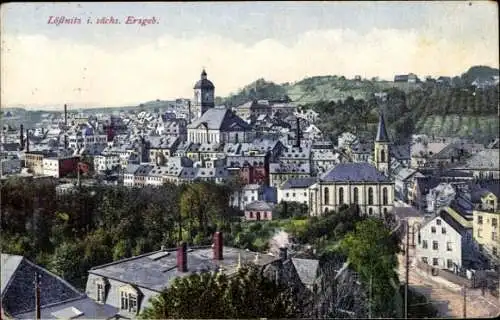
[398,228,500,318]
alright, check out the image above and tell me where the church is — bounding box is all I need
[187,69,252,144]
[308,113,395,217]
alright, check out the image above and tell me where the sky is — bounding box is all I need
[1,1,499,109]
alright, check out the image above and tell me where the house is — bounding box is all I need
[187,108,252,144]
[93,154,120,173]
[303,124,322,140]
[394,168,425,203]
[350,142,373,163]
[408,177,441,211]
[1,254,117,319]
[426,183,457,214]
[42,155,80,178]
[416,212,472,272]
[308,163,394,217]
[230,184,265,210]
[245,200,274,221]
[277,177,317,205]
[269,162,311,188]
[233,100,273,121]
[471,183,500,266]
[449,149,500,179]
[148,136,181,161]
[311,149,339,176]
[86,234,284,317]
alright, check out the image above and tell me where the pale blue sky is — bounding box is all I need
[1,1,498,107]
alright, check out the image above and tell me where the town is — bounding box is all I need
[1,67,499,319]
[1,2,500,319]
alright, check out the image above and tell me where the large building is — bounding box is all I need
[187,108,252,144]
[192,69,215,119]
[308,163,394,216]
[472,185,500,266]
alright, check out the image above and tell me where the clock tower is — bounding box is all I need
[193,69,215,118]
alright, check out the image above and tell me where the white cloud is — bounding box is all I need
[1,27,499,107]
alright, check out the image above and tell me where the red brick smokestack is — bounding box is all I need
[177,242,187,272]
[213,232,223,260]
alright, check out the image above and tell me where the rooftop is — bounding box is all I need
[89,246,279,293]
[321,163,389,183]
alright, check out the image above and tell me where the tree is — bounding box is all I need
[339,218,401,318]
[140,265,300,319]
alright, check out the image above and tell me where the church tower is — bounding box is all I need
[374,111,390,175]
[193,69,215,118]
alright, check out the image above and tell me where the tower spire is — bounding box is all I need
[375,111,389,142]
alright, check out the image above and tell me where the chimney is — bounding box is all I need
[26,130,30,152]
[177,242,187,272]
[20,124,24,149]
[213,232,223,260]
[64,104,68,127]
[187,100,192,124]
[295,118,301,147]
[279,247,288,261]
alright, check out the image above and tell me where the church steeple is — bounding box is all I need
[373,111,390,175]
[376,111,389,142]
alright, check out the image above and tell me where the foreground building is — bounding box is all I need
[1,254,117,319]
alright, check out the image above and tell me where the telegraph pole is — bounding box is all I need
[463,285,467,319]
[405,221,410,319]
[34,272,41,320]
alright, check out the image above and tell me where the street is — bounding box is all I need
[398,228,500,318]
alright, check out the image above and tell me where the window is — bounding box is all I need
[478,215,483,225]
[432,241,438,250]
[286,193,289,198]
[442,227,446,234]
[436,219,441,225]
[353,187,359,204]
[431,226,436,233]
[382,187,388,205]
[422,257,428,264]
[324,187,330,205]
[97,283,104,303]
[432,258,438,266]
[292,193,296,198]
[380,149,386,162]
[249,212,253,219]
[447,259,453,269]
[422,240,428,249]
[446,242,452,251]
[303,192,307,197]
[368,187,374,205]
[493,218,498,227]
[477,229,483,238]
[492,231,498,241]
[368,208,373,215]
[494,247,498,257]
[263,212,267,219]
[338,187,344,204]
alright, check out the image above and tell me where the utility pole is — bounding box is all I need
[405,221,410,319]
[34,272,41,320]
[462,285,467,319]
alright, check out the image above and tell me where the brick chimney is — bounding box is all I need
[177,242,187,272]
[213,232,223,260]
[279,247,288,261]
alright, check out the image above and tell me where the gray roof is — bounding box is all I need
[187,109,251,131]
[375,112,389,142]
[281,177,317,189]
[89,246,279,293]
[193,70,214,89]
[461,149,500,169]
[321,163,389,182]
[245,200,274,211]
[291,258,319,286]
[14,297,118,320]
[1,254,83,316]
